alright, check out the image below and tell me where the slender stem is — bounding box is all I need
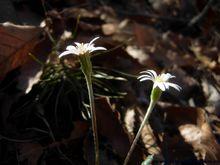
[123,99,156,165]
[85,75,100,165]
[79,54,100,164]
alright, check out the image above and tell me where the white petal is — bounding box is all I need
[157,82,166,91]
[169,74,175,79]
[66,45,76,51]
[139,70,156,79]
[92,46,106,51]
[166,82,182,91]
[89,44,95,47]
[139,77,153,82]
[137,75,154,82]
[164,82,170,90]
[74,42,82,47]
[137,75,152,79]
[84,43,89,48]
[74,49,80,55]
[146,70,157,79]
[153,82,159,89]
[59,50,73,58]
[89,37,99,46]
[161,73,175,81]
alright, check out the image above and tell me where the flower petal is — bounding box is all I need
[74,42,82,47]
[137,75,154,81]
[59,50,74,58]
[138,69,181,93]
[139,77,154,82]
[164,82,170,90]
[153,82,159,89]
[89,37,99,46]
[161,73,175,81]
[139,71,155,80]
[66,45,76,51]
[157,82,166,91]
[166,82,182,91]
[92,46,106,51]
[146,70,157,79]
[137,75,152,79]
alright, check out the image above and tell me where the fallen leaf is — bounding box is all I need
[159,105,220,162]
[84,97,144,164]
[102,23,117,35]
[0,22,43,79]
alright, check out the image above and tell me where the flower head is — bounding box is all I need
[59,37,106,58]
[138,70,181,91]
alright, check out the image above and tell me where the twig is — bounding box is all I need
[188,0,215,27]
[0,134,33,143]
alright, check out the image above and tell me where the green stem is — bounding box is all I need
[85,75,99,165]
[79,54,99,165]
[123,99,156,165]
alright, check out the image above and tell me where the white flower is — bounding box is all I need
[138,70,181,91]
[59,37,106,57]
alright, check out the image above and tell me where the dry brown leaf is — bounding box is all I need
[133,23,159,47]
[124,107,161,156]
[102,23,117,35]
[161,105,220,162]
[0,22,43,79]
[130,23,198,69]
[92,97,143,164]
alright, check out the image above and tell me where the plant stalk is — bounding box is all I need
[85,75,100,165]
[80,54,99,165]
[123,99,156,165]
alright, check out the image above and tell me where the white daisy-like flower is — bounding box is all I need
[59,37,106,58]
[138,70,181,91]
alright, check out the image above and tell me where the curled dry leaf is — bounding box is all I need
[161,105,220,161]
